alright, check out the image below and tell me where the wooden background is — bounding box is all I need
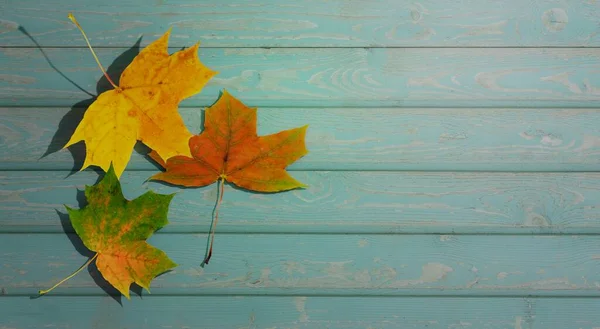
[2,0,600,328]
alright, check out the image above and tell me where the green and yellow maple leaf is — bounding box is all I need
[40,165,176,299]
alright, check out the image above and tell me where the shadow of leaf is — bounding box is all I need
[19,27,94,98]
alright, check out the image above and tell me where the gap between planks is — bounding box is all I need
[3,230,600,235]
[5,289,600,298]
[4,168,600,173]
[5,46,600,49]
[5,105,600,109]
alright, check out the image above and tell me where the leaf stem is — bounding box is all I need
[38,253,98,296]
[202,177,225,266]
[67,13,118,89]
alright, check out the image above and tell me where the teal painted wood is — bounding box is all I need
[4,107,600,171]
[2,0,600,327]
[2,296,599,329]
[1,0,599,47]
[3,233,600,297]
[4,171,600,234]
[3,48,600,107]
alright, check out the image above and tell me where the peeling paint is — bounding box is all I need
[515,316,523,329]
[0,74,37,85]
[519,132,535,140]
[419,263,453,283]
[294,297,309,323]
[540,135,563,146]
[478,277,576,290]
[283,261,306,275]
[456,20,507,38]
[183,267,204,277]
[575,135,600,152]
[0,19,19,32]
[542,8,568,32]
[354,269,371,284]
[260,268,271,286]
[475,69,549,94]
[497,271,523,280]
[173,18,318,33]
[583,79,600,95]
[523,207,551,227]
[541,72,581,94]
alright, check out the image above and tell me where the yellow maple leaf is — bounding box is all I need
[64,14,217,178]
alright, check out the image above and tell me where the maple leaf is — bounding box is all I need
[149,90,308,264]
[149,90,308,192]
[63,14,217,178]
[39,165,176,299]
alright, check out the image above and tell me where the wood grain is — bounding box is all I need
[2,1,600,327]
[3,48,600,107]
[3,233,600,296]
[2,0,599,47]
[4,107,600,171]
[3,171,600,234]
[2,296,599,329]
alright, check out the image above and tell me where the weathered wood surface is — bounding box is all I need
[1,0,599,47]
[2,296,599,329]
[3,48,600,107]
[3,171,600,234]
[4,107,600,171]
[3,233,600,296]
[3,0,600,327]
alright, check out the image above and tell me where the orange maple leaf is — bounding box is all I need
[149,90,308,264]
[64,14,217,178]
[149,90,308,192]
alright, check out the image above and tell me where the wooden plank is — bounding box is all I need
[3,233,600,296]
[4,107,600,171]
[3,171,600,234]
[2,296,599,329]
[3,48,600,107]
[2,0,599,47]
